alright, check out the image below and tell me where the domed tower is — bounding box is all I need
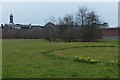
[9,14,14,24]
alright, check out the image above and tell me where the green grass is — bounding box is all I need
[2,39,118,78]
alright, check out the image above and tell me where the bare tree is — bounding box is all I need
[76,7,88,26]
[80,10,102,42]
[86,11,100,25]
[57,17,64,25]
[49,16,56,24]
[63,14,75,26]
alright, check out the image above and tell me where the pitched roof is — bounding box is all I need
[44,22,55,27]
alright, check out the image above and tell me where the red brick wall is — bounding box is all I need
[101,28,119,37]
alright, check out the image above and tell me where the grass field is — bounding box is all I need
[2,39,118,78]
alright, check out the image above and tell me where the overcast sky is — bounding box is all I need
[2,2,118,27]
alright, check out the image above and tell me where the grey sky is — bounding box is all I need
[118,2,120,27]
[2,2,118,27]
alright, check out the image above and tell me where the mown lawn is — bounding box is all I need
[2,39,118,78]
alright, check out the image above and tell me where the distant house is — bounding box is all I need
[98,22,108,28]
[31,25,43,29]
[2,14,42,29]
[44,22,55,28]
[15,24,31,29]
